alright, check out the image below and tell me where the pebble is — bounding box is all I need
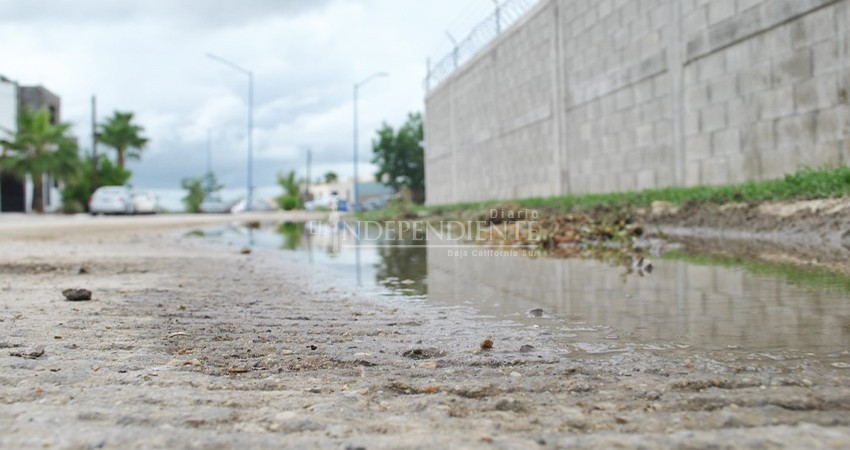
[509,371,522,378]
[527,308,544,317]
[494,398,527,413]
[62,288,92,301]
[519,345,535,353]
[10,345,45,359]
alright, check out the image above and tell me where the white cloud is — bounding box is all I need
[0,0,498,193]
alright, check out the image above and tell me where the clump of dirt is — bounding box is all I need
[62,288,92,301]
[402,348,446,359]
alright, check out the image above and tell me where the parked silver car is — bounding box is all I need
[89,186,135,215]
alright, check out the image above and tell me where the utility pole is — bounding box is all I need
[206,53,254,211]
[305,147,312,202]
[205,127,213,195]
[91,95,98,197]
[353,72,388,212]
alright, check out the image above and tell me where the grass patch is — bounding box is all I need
[663,250,850,294]
[513,166,850,213]
[361,166,850,221]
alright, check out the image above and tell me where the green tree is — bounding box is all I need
[323,171,338,184]
[61,155,132,213]
[276,170,302,210]
[97,111,148,168]
[371,112,424,203]
[182,174,222,213]
[0,108,80,213]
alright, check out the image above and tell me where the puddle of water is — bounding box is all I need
[205,222,850,364]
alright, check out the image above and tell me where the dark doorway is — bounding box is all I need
[0,172,26,212]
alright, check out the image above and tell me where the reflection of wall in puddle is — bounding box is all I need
[426,247,850,352]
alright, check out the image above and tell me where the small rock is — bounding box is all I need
[509,371,522,378]
[402,348,444,359]
[240,247,252,255]
[419,361,438,369]
[10,345,45,359]
[62,288,92,301]
[650,200,678,216]
[519,344,535,353]
[527,308,544,317]
[494,398,527,413]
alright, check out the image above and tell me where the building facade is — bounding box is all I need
[0,78,64,213]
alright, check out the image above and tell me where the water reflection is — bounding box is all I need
[255,221,428,297]
[374,244,427,296]
[249,223,850,355]
[426,246,850,353]
[277,222,302,250]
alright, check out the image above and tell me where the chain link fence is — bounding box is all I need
[425,0,542,93]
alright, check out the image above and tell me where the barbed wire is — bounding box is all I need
[425,0,542,93]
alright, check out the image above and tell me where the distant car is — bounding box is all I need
[199,196,233,214]
[132,191,158,214]
[89,186,135,215]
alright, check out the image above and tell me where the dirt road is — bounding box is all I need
[1,214,849,449]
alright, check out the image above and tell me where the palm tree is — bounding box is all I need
[276,170,302,210]
[97,111,148,168]
[0,108,80,213]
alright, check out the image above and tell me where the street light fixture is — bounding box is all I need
[206,52,254,211]
[353,72,388,212]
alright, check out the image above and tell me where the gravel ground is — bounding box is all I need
[1,216,849,449]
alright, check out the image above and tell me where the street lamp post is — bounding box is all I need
[207,53,254,211]
[353,72,388,212]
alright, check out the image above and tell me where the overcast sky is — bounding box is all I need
[0,0,499,196]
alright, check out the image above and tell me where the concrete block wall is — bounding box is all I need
[425,1,560,203]
[425,0,850,204]
[681,0,850,185]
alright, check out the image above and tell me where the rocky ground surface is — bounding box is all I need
[1,215,850,449]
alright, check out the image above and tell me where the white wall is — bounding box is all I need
[0,79,16,137]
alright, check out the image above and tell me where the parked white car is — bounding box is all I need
[132,191,158,214]
[89,186,135,215]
